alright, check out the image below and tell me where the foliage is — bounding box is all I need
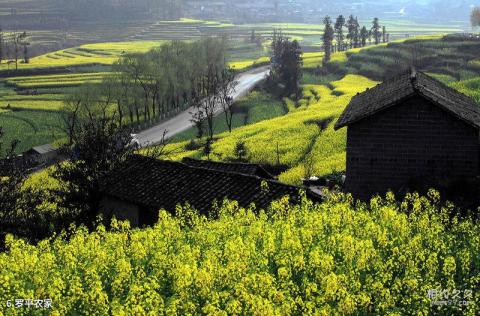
[334,15,346,51]
[0,192,478,315]
[471,7,480,29]
[269,31,303,98]
[233,139,248,161]
[346,15,360,48]
[52,115,136,228]
[371,18,382,45]
[322,16,335,63]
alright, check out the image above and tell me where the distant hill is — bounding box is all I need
[0,0,475,57]
[0,0,478,25]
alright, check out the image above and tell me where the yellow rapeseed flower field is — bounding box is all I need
[0,192,478,315]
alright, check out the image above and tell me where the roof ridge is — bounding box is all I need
[182,157,262,168]
[132,155,299,189]
[335,70,480,130]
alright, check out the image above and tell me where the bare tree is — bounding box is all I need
[62,95,82,146]
[189,108,206,139]
[200,63,220,141]
[218,68,238,133]
[11,31,27,70]
[23,36,29,63]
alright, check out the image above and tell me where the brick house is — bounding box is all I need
[334,70,480,199]
[99,155,321,227]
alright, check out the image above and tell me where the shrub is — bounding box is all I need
[233,139,248,161]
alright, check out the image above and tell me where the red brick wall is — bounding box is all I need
[345,95,480,199]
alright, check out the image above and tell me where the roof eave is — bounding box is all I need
[334,92,417,130]
[416,89,480,130]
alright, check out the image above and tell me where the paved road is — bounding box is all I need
[136,66,270,146]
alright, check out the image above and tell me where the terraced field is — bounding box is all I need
[163,74,378,184]
[129,18,466,49]
[0,29,476,156]
[0,41,166,71]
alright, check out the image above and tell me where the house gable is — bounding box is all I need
[335,71,480,130]
[344,95,480,199]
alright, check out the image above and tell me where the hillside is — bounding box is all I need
[163,35,480,186]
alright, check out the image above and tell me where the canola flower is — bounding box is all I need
[0,190,478,315]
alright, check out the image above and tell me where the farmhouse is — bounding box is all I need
[335,70,480,199]
[24,144,58,166]
[100,155,320,227]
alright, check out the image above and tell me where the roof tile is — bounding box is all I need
[335,71,480,130]
[101,155,321,214]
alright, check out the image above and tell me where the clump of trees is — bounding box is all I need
[63,38,232,139]
[63,37,237,159]
[472,6,480,30]
[0,127,67,249]
[268,30,303,99]
[322,16,388,63]
[0,29,29,70]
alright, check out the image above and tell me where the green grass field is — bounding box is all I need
[0,110,64,153]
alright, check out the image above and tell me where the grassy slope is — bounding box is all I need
[164,74,378,184]
[0,110,64,152]
[171,91,287,143]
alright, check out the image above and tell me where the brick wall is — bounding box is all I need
[345,95,480,199]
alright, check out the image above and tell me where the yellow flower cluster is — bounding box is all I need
[0,191,478,315]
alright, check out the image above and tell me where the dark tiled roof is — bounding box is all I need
[182,157,275,179]
[29,144,56,155]
[101,155,320,214]
[335,70,480,130]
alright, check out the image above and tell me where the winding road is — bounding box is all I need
[136,66,270,147]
